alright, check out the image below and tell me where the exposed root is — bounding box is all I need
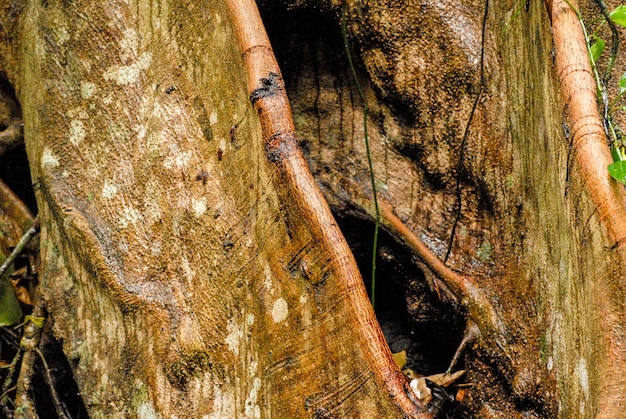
[378,199,523,389]
[0,178,34,232]
[447,322,481,374]
[548,0,626,247]
[14,304,45,419]
[379,200,469,302]
[225,0,427,415]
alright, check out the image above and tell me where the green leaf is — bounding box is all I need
[0,276,23,327]
[611,146,625,162]
[619,71,626,94]
[608,160,626,185]
[589,37,605,63]
[24,315,45,329]
[610,5,626,28]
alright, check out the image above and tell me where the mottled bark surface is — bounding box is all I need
[262,0,626,416]
[1,0,426,417]
[2,0,626,416]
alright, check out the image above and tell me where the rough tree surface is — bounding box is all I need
[1,0,626,417]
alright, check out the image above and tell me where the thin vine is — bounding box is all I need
[341,4,381,309]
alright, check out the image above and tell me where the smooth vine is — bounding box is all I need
[341,4,381,309]
[566,0,626,184]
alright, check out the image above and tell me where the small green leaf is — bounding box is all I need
[610,5,626,28]
[608,160,626,184]
[0,276,23,327]
[589,38,605,63]
[619,71,626,94]
[23,315,46,328]
[611,146,625,162]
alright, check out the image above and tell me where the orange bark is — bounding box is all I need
[549,0,626,247]
[225,0,427,416]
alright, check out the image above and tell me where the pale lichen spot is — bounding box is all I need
[132,124,147,141]
[101,372,109,388]
[246,313,255,326]
[80,81,97,99]
[209,111,218,125]
[225,318,244,356]
[576,357,589,400]
[103,52,152,85]
[248,359,258,377]
[181,255,195,278]
[192,197,208,217]
[67,106,89,120]
[163,148,192,170]
[299,294,308,305]
[119,205,141,228]
[119,28,139,58]
[271,298,288,324]
[137,401,160,419]
[69,119,86,146]
[144,193,163,224]
[102,180,118,199]
[41,147,60,167]
[57,27,69,45]
[151,240,162,256]
[244,377,262,419]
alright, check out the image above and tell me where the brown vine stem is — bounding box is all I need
[224,0,426,416]
[378,201,505,343]
[548,0,626,247]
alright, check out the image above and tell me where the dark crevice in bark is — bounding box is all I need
[0,145,36,214]
[33,330,90,419]
[335,211,467,416]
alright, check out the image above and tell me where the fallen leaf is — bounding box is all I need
[392,350,407,370]
[455,388,467,403]
[425,370,465,387]
[410,378,432,406]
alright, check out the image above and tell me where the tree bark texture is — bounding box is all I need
[1,0,425,417]
[264,0,626,416]
[3,0,626,416]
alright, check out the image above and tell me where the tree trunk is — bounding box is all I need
[2,0,626,417]
[2,0,423,417]
[264,0,626,416]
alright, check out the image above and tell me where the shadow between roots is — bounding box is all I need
[335,212,467,417]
